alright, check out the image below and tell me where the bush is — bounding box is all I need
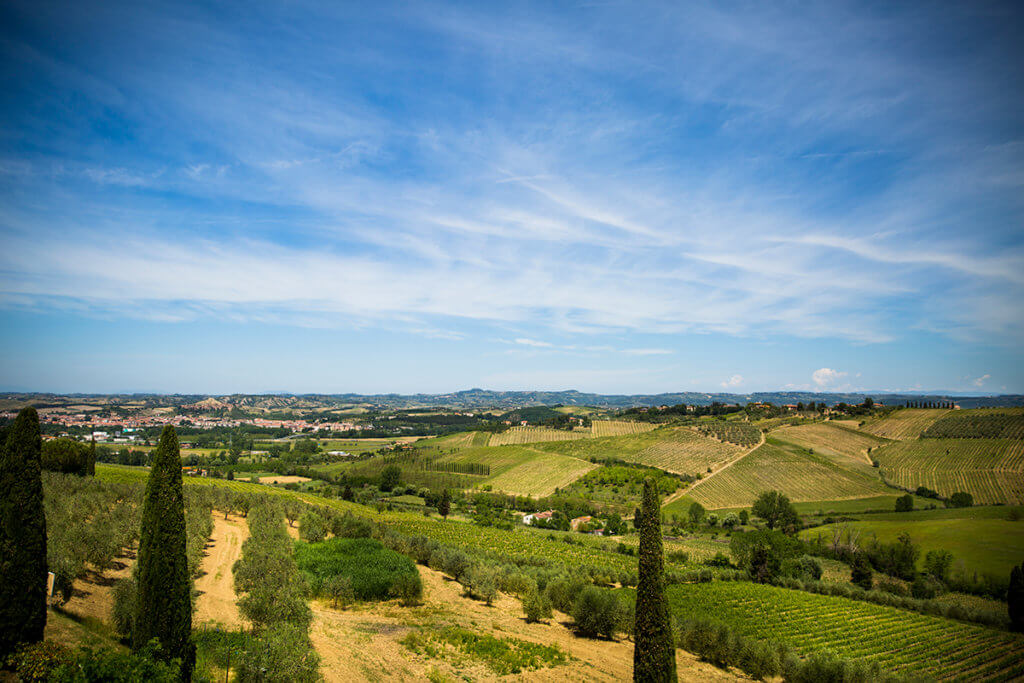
[331,513,373,539]
[112,577,137,640]
[294,537,419,601]
[325,575,354,609]
[523,584,553,623]
[545,577,587,613]
[464,565,499,605]
[298,511,329,543]
[781,555,822,582]
[851,553,873,590]
[571,586,622,639]
[6,642,73,682]
[875,578,909,597]
[911,574,944,600]
[235,624,321,683]
[51,642,180,682]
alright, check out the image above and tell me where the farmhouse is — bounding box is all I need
[522,510,554,525]
[570,515,593,531]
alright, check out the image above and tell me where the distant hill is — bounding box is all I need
[2,389,1022,410]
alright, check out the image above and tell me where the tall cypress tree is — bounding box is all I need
[0,407,48,658]
[634,478,676,682]
[1010,562,1024,632]
[134,426,195,679]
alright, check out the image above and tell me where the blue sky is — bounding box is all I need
[1,1,1022,395]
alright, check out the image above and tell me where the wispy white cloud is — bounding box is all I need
[812,368,848,388]
[720,374,743,388]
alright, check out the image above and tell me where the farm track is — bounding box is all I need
[194,512,249,627]
[662,430,765,509]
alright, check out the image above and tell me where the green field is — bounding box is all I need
[861,409,951,440]
[684,441,891,509]
[534,426,744,476]
[771,422,889,472]
[801,516,1024,577]
[437,445,597,497]
[873,438,1024,505]
[660,582,1024,681]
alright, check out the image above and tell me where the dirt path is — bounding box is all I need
[194,512,249,627]
[663,431,766,508]
[308,563,747,682]
[59,552,134,625]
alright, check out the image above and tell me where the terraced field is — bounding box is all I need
[487,426,590,446]
[590,420,659,437]
[873,438,1024,504]
[686,441,891,509]
[662,582,1024,681]
[535,426,743,475]
[771,422,889,471]
[861,409,950,440]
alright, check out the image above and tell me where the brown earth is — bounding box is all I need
[194,512,249,627]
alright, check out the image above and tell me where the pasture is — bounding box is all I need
[872,438,1024,505]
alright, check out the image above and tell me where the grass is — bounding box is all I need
[437,445,597,497]
[534,426,744,476]
[684,441,891,509]
[562,464,682,514]
[872,438,1024,505]
[800,516,1024,577]
[658,581,1024,681]
[860,409,951,440]
[402,626,569,675]
[771,422,889,472]
[294,537,420,600]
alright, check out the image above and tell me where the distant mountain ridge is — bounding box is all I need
[3,389,1022,410]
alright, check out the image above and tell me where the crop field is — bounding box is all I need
[771,422,888,471]
[535,426,744,476]
[922,410,1024,440]
[801,516,1024,577]
[589,420,659,437]
[861,409,951,440]
[437,445,597,497]
[694,421,761,447]
[873,438,1024,504]
[487,425,590,446]
[686,442,891,510]
[661,582,1024,681]
[414,431,488,453]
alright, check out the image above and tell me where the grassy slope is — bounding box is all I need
[684,440,891,509]
[873,438,1024,505]
[437,445,597,497]
[801,515,1024,577]
[533,426,743,476]
[860,409,951,440]
[771,422,889,472]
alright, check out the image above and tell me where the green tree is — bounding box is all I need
[1008,562,1023,632]
[851,553,873,590]
[738,509,749,526]
[687,501,705,525]
[924,550,954,582]
[948,491,973,508]
[379,465,401,492]
[634,478,676,681]
[894,494,914,512]
[0,407,48,659]
[437,488,451,520]
[133,426,195,679]
[751,491,799,532]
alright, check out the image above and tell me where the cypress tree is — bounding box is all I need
[438,488,451,520]
[634,477,676,682]
[134,426,195,678]
[1010,562,1024,632]
[0,407,48,659]
[87,438,96,476]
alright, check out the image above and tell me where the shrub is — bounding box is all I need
[234,624,321,683]
[523,584,553,623]
[851,553,873,590]
[545,577,587,613]
[6,641,73,682]
[112,577,137,640]
[294,537,419,601]
[325,575,354,609]
[571,586,622,639]
[298,511,329,543]
[464,565,499,605]
[782,555,822,582]
[331,513,372,539]
[911,574,943,600]
[875,578,909,597]
[51,642,180,682]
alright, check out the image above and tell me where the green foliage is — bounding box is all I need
[688,501,705,525]
[948,491,973,508]
[133,426,195,678]
[910,574,942,600]
[635,477,676,681]
[5,641,72,682]
[781,555,823,582]
[52,642,180,682]
[41,438,92,476]
[850,553,873,590]
[751,490,799,532]
[0,407,47,658]
[923,549,954,582]
[571,585,623,639]
[380,464,402,492]
[330,511,373,538]
[235,623,322,683]
[464,564,499,605]
[325,575,354,609]
[523,583,553,622]
[923,411,1024,439]
[402,626,568,675]
[894,494,914,512]
[112,577,137,640]
[295,537,420,601]
[437,488,451,519]
[730,529,800,583]
[676,619,780,680]
[299,510,329,542]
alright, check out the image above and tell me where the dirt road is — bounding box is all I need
[194,513,249,627]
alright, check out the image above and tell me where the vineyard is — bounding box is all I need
[663,582,1024,681]
[486,426,590,446]
[771,423,888,471]
[873,438,1024,505]
[686,442,891,509]
[535,426,743,476]
[861,409,950,440]
[922,411,1024,440]
[589,420,659,437]
[437,445,597,497]
[694,421,761,447]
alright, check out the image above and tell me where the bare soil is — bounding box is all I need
[194,513,249,627]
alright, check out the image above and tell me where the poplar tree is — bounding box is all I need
[0,407,48,658]
[134,426,195,678]
[634,478,676,682]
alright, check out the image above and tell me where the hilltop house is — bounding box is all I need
[522,510,554,526]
